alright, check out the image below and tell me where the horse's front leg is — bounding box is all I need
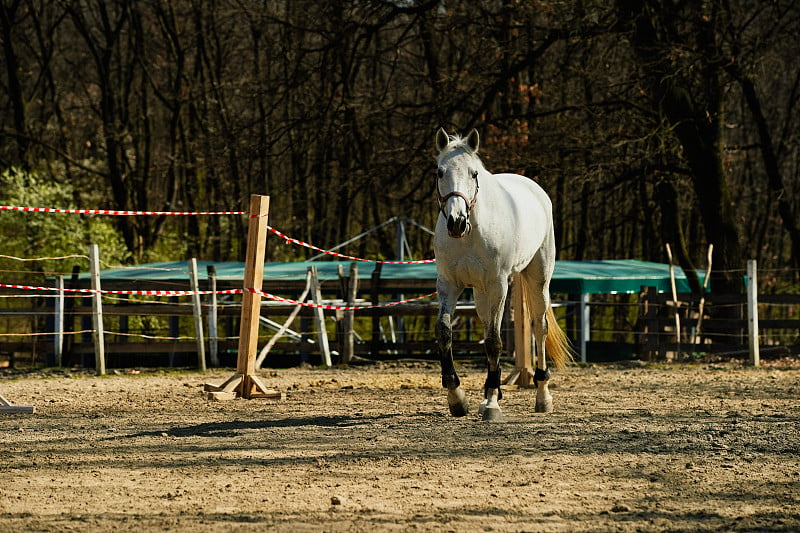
[475,283,507,421]
[436,280,468,417]
[477,328,503,421]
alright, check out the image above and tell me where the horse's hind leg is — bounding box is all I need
[436,280,469,417]
[476,282,508,421]
[523,271,553,413]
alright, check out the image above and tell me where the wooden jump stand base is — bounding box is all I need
[504,367,534,388]
[204,374,285,401]
[0,393,35,414]
[204,195,285,403]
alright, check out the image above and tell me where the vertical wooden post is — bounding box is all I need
[578,292,592,363]
[691,244,714,348]
[512,275,533,387]
[64,266,81,359]
[118,295,129,344]
[204,195,283,401]
[206,265,219,367]
[309,265,332,367]
[342,262,358,364]
[168,295,179,367]
[54,275,64,367]
[189,258,207,371]
[238,195,269,378]
[370,263,383,356]
[89,244,106,375]
[666,243,681,359]
[747,259,760,367]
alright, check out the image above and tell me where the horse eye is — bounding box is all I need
[471,169,478,178]
[437,167,444,179]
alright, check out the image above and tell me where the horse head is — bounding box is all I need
[435,127,481,238]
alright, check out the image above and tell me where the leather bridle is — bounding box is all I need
[435,168,479,219]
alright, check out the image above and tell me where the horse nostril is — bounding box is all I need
[447,215,456,233]
[458,217,467,235]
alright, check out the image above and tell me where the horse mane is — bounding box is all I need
[436,133,486,172]
[440,133,474,153]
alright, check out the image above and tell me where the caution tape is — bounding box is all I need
[0,283,436,310]
[266,226,436,264]
[249,289,438,310]
[0,205,250,216]
[0,283,240,297]
[1,203,436,264]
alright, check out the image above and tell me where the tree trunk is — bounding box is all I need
[618,0,743,295]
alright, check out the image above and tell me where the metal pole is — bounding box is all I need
[88,244,105,375]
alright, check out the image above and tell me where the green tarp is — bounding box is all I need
[88,259,702,295]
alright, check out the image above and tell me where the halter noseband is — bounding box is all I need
[436,171,479,220]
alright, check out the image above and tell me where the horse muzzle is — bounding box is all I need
[446,214,469,238]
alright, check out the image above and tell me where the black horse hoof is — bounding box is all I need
[447,388,469,417]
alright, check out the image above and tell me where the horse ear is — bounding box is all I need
[466,129,480,152]
[436,127,449,152]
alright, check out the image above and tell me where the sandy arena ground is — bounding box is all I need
[1,360,799,532]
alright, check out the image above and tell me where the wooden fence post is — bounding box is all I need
[189,258,206,371]
[206,265,219,367]
[578,293,590,363]
[342,262,358,364]
[204,195,283,400]
[309,265,332,367]
[54,275,64,367]
[370,263,383,356]
[89,244,105,375]
[747,259,760,367]
[666,244,681,359]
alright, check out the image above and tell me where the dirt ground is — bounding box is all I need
[1,359,799,533]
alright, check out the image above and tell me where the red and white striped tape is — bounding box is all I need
[0,283,436,310]
[0,205,250,216]
[0,283,240,297]
[266,226,436,264]
[1,203,436,264]
[250,289,437,310]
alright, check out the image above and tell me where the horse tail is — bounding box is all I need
[545,306,574,370]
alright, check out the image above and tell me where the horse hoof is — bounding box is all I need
[478,398,501,421]
[447,388,469,417]
[535,398,553,413]
[482,406,502,421]
[449,400,469,417]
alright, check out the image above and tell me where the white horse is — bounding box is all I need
[434,127,571,421]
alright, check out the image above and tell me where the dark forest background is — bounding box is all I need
[2,0,800,294]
